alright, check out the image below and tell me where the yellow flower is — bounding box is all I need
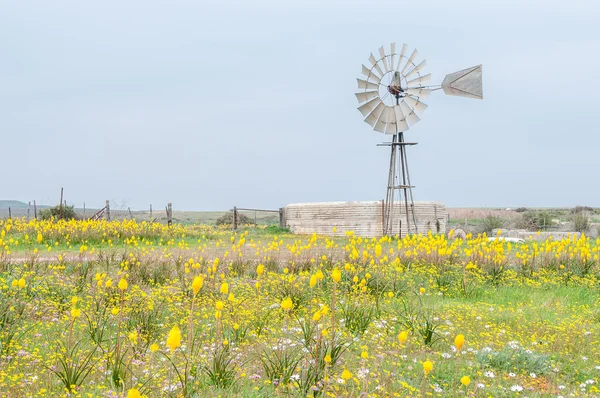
[361,351,368,359]
[118,278,128,291]
[127,388,141,398]
[460,375,470,386]
[398,331,408,344]
[309,274,318,288]
[419,287,425,295]
[324,354,332,363]
[128,330,138,344]
[71,308,81,318]
[149,343,159,352]
[375,244,382,257]
[331,268,341,283]
[312,310,322,321]
[191,276,203,295]
[341,369,353,380]
[111,308,120,315]
[166,326,181,352]
[105,279,113,288]
[17,278,26,289]
[423,359,433,375]
[220,282,229,295]
[256,264,264,276]
[215,301,224,311]
[455,334,465,351]
[280,297,293,311]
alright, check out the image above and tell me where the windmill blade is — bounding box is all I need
[357,97,381,117]
[378,46,389,73]
[357,78,379,90]
[400,101,420,125]
[394,105,409,132]
[361,65,381,83]
[384,106,397,134]
[405,88,432,99]
[378,106,394,123]
[364,102,385,127]
[390,43,396,72]
[396,43,408,71]
[401,49,419,75]
[406,73,431,87]
[374,118,387,133]
[442,64,483,99]
[369,53,384,77]
[404,95,428,113]
[404,60,427,80]
[355,90,379,104]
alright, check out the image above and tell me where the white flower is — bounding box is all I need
[433,384,443,393]
[477,383,485,389]
[510,385,523,392]
[586,379,595,385]
[529,372,536,378]
[442,353,452,359]
[508,372,516,377]
[484,371,495,378]
[557,385,565,389]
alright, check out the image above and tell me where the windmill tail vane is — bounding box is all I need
[355,42,483,236]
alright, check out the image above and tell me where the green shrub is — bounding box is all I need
[515,211,553,231]
[39,205,77,220]
[572,212,590,233]
[481,215,503,234]
[215,212,251,226]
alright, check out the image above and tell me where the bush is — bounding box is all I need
[571,206,594,214]
[215,211,251,226]
[39,205,77,220]
[514,207,529,213]
[572,212,590,233]
[481,215,503,234]
[515,211,553,231]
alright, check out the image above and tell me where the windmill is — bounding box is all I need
[355,43,483,236]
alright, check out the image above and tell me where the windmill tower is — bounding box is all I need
[355,43,483,236]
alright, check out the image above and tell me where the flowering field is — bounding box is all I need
[1,219,600,397]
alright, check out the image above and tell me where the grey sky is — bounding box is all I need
[2,0,599,210]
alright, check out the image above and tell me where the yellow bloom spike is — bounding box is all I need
[118,278,128,291]
[280,297,293,311]
[341,368,353,380]
[192,276,203,295]
[455,334,465,351]
[166,326,181,352]
[398,330,408,345]
[331,268,341,283]
[127,388,142,398]
[220,282,229,295]
[460,375,470,386]
[423,359,433,375]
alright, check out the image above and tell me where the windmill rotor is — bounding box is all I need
[355,42,483,236]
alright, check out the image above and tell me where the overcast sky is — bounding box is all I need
[2,0,599,210]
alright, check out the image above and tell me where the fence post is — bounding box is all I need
[27,202,31,221]
[8,207,11,220]
[105,200,111,221]
[34,200,37,220]
[150,204,153,218]
[59,187,64,219]
[83,202,86,217]
[233,207,238,230]
[128,207,133,219]
[167,203,172,226]
[279,207,285,228]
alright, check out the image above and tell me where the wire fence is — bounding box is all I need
[0,203,284,228]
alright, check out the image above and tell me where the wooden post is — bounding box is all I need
[166,203,173,226]
[34,200,37,220]
[233,207,238,230]
[254,210,257,229]
[8,207,11,219]
[150,204,153,218]
[279,207,285,228]
[105,200,111,221]
[83,202,86,217]
[128,207,133,219]
[59,187,64,219]
[27,202,31,221]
